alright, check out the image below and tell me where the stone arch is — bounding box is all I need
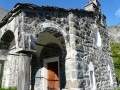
[31,22,68,57]
[0,30,15,49]
[34,23,68,44]
[31,25,67,90]
[0,30,15,88]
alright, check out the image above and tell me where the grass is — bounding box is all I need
[111,43,120,64]
[0,87,17,90]
[111,42,120,82]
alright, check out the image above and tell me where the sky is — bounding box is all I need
[0,0,120,26]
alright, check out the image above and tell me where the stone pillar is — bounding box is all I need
[17,53,31,90]
[65,12,82,89]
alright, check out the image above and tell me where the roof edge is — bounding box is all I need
[0,3,93,28]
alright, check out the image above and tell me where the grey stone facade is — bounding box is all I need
[0,0,117,90]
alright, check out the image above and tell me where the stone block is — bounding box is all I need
[70,88,84,90]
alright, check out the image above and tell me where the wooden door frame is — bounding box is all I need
[43,57,60,90]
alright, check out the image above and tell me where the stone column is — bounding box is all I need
[17,53,31,90]
[65,12,81,89]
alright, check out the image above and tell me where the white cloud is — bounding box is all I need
[115,8,120,17]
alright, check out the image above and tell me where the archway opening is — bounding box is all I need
[40,43,62,90]
[31,30,67,90]
[0,30,15,49]
[0,30,15,88]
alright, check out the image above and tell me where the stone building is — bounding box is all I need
[0,0,117,90]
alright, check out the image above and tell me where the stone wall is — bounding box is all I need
[2,52,19,88]
[0,2,116,90]
[0,12,23,88]
[19,6,116,89]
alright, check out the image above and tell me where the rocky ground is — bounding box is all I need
[0,7,8,22]
[107,24,120,43]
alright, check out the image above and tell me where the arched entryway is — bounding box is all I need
[0,30,15,49]
[31,27,67,90]
[41,43,62,90]
[0,30,15,88]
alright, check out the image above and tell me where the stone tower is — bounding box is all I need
[0,0,117,90]
[85,0,101,13]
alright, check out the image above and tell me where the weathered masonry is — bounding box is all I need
[0,0,117,90]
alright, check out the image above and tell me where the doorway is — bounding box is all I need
[44,57,60,90]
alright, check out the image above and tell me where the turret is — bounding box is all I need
[85,0,106,27]
[85,0,101,13]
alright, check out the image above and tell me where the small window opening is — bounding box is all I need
[89,62,96,90]
[93,29,102,47]
[90,71,94,88]
[108,65,113,86]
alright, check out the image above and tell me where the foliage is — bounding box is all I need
[111,43,120,64]
[115,87,120,90]
[0,87,17,90]
[111,42,120,82]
